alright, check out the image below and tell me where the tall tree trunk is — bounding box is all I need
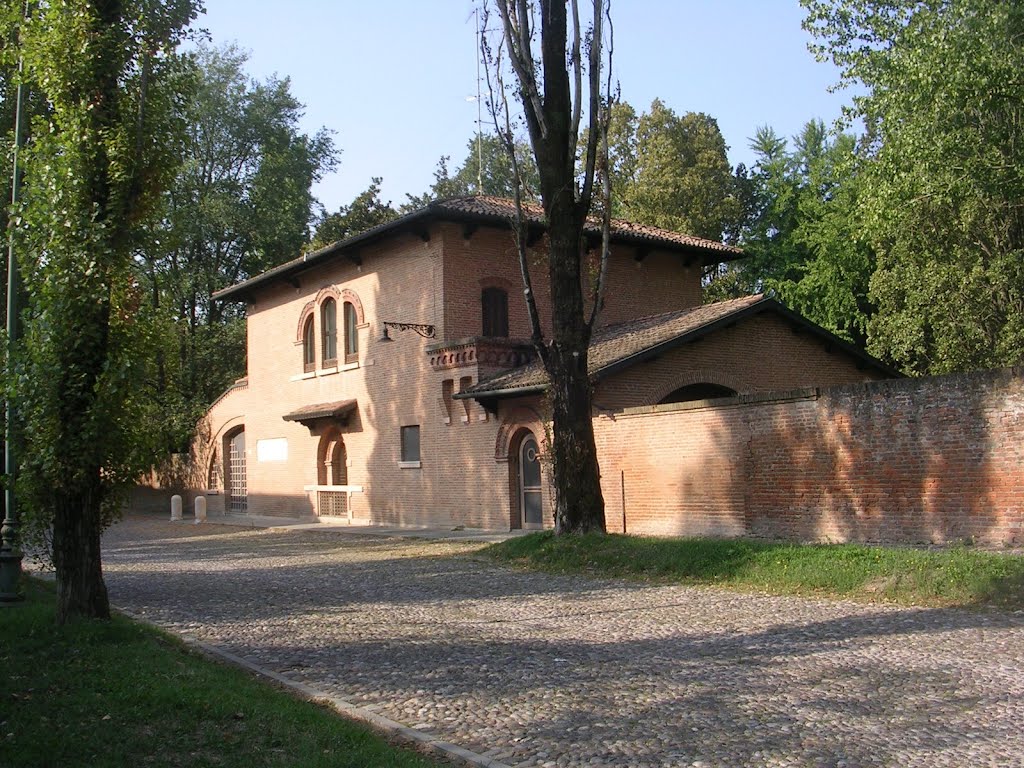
[545,205,606,534]
[491,0,611,534]
[51,290,113,622]
[52,477,110,622]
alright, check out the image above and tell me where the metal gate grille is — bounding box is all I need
[228,430,247,513]
[317,490,348,517]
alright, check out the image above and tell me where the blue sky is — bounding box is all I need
[196,1,854,214]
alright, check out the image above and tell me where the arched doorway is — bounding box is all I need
[317,431,348,517]
[517,430,543,529]
[224,427,247,514]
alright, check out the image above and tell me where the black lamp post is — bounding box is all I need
[0,33,26,603]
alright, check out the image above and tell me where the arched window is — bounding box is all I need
[321,298,337,365]
[343,301,358,363]
[482,287,509,338]
[302,315,315,372]
[658,383,737,405]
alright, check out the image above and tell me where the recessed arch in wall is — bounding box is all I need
[654,370,740,405]
[316,428,348,486]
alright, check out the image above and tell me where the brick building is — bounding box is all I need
[196,195,895,531]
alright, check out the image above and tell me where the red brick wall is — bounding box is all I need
[595,368,1024,547]
[440,223,701,341]
[594,312,886,411]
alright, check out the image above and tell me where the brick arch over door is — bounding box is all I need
[205,415,244,482]
[494,405,546,461]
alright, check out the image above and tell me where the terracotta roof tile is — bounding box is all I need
[433,195,743,256]
[464,294,767,396]
[214,195,742,302]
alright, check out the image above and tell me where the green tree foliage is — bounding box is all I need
[722,121,875,345]
[139,44,337,453]
[2,0,201,622]
[405,131,539,208]
[804,0,1024,373]
[311,177,398,249]
[611,100,743,242]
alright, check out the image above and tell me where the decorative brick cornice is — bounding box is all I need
[428,337,536,372]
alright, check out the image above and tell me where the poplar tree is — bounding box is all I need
[3,0,200,622]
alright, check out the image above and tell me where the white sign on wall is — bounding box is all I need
[256,438,288,462]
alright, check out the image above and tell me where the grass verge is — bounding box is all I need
[1,578,446,768]
[483,532,1024,610]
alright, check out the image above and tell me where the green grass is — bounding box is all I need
[484,532,1024,609]
[1,579,446,768]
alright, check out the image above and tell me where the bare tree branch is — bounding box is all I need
[481,1,547,364]
[569,0,583,167]
[587,0,615,331]
[496,1,547,143]
[578,0,604,213]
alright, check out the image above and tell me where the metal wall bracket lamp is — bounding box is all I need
[379,321,436,341]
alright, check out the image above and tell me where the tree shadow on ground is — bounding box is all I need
[99,514,1024,767]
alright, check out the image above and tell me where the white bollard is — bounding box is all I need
[194,495,207,524]
[170,494,183,521]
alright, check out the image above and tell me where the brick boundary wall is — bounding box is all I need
[594,367,1024,547]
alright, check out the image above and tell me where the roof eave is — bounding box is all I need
[759,300,904,379]
[212,207,437,303]
[453,382,547,401]
[454,296,901,404]
[212,198,743,303]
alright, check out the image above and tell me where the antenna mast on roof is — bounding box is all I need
[475,5,484,194]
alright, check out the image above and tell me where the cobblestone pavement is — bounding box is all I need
[101,514,1024,768]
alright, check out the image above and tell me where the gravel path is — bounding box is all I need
[101,514,1024,768]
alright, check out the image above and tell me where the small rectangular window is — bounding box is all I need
[482,287,509,337]
[400,425,421,463]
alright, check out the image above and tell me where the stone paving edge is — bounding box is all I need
[114,606,514,768]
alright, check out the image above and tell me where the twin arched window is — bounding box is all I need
[304,297,359,370]
[302,315,316,372]
[322,298,338,364]
[344,300,358,363]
